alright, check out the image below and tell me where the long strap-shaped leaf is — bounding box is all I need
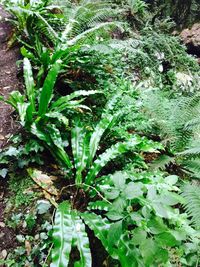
[80,212,112,255]
[31,123,72,168]
[50,90,102,112]
[71,124,90,184]
[71,211,92,267]
[51,202,92,267]
[24,58,35,112]
[51,202,73,267]
[85,137,141,185]
[88,113,117,166]
[38,60,62,116]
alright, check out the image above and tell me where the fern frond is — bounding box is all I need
[181,158,200,179]
[182,183,200,229]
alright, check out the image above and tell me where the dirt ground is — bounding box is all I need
[0,5,21,149]
[0,5,20,263]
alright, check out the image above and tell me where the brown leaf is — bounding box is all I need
[0,249,7,260]
[27,168,58,196]
[43,190,58,208]
[25,240,31,256]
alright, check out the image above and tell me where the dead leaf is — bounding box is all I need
[25,240,31,256]
[0,222,5,227]
[43,190,58,208]
[27,168,58,196]
[0,249,7,260]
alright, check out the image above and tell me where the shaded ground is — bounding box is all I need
[0,6,20,264]
[0,181,17,263]
[0,5,21,148]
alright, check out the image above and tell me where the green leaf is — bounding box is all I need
[71,124,90,184]
[132,228,147,245]
[36,200,51,214]
[51,203,92,267]
[140,238,157,265]
[23,58,35,112]
[88,113,117,165]
[50,90,101,113]
[71,211,92,267]
[0,168,8,178]
[81,212,112,255]
[85,137,141,185]
[112,172,126,189]
[123,182,143,200]
[106,211,124,221]
[104,188,120,200]
[165,175,178,185]
[51,202,73,267]
[156,248,169,264]
[147,217,168,234]
[156,232,179,247]
[108,221,122,247]
[39,60,61,116]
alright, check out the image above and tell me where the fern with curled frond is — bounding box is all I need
[182,183,200,229]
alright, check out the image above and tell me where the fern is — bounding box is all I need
[60,0,117,40]
[182,183,200,229]
[51,202,92,267]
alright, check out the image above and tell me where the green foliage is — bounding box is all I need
[182,183,200,229]
[8,173,37,208]
[1,0,200,266]
[1,58,100,168]
[51,202,91,267]
[3,0,61,45]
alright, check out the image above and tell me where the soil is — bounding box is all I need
[0,5,21,149]
[0,5,20,264]
[0,181,17,263]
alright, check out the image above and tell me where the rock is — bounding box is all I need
[180,23,200,57]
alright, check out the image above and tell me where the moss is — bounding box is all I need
[8,174,39,208]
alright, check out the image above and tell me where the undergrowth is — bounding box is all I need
[0,0,200,266]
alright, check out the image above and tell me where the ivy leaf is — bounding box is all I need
[0,168,8,178]
[36,200,51,214]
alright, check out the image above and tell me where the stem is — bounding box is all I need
[60,183,112,205]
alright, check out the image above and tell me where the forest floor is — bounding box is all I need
[0,6,20,262]
[0,5,21,149]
